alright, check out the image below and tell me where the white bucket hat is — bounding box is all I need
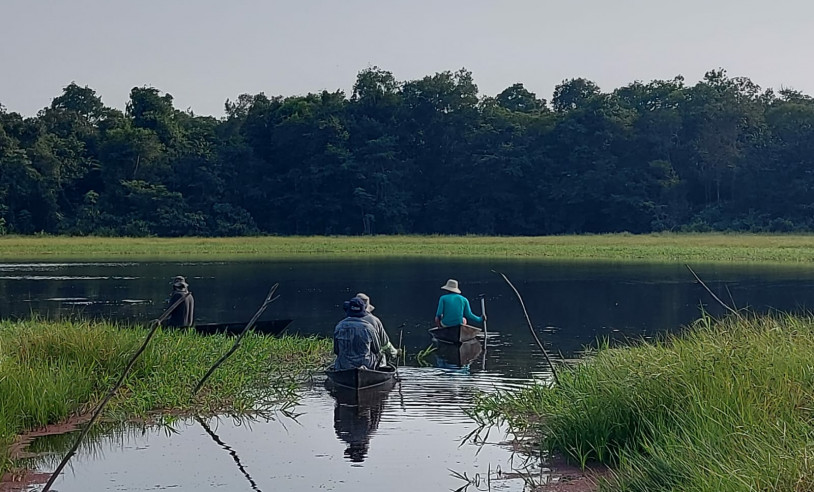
[441,279,461,294]
[171,275,188,289]
[356,292,374,312]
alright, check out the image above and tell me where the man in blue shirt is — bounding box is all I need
[434,279,484,328]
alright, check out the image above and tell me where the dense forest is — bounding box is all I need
[1,67,813,236]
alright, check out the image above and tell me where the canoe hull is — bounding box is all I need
[325,365,397,390]
[190,319,292,336]
[429,324,484,344]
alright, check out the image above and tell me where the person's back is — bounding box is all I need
[356,292,398,365]
[166,276,194,328]
[435,279,482,328]
[334,297,381,370]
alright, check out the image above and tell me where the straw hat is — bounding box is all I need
[171,275,188,289]
[441,279,461,293]
[356,292,374,312]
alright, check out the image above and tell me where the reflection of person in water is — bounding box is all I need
[331,387,390,463]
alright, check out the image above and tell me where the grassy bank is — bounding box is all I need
[472,314,814,491]
[0,318,332,475]
[2,233,814,263]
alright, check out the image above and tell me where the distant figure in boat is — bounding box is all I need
[333,297,381,370]
[355,292,399,366]
[166,275,195,328]
[434,279,484,328]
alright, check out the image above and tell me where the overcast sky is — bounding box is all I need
[1,0,812,117]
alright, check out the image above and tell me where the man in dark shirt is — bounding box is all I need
[333,297,380,370]
[166,275,194,327]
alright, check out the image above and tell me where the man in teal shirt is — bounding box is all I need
[434,279,484,327]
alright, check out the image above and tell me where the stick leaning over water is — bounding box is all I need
[392,322,406,378]
[480,297,488,371]
[493,270,559,385]
[685,264,743,319]
[40,292,190,492]
[193,284,280,395]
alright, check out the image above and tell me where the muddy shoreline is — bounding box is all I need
[533,456,610,492]
[1,415,91,491]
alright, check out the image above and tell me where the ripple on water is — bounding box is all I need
[0,276,137,281]
[0,263,138,270]
[386,367,532,424]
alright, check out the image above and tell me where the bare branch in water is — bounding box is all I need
[685,265,743,319]
[41,292,190,492]
[493,270,559,385]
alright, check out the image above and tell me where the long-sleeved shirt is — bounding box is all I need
[362,313,398,362]
[333,316,381,370]
[166,290,194,327]
[435,293,482,327]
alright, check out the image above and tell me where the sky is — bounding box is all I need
[1,0,813,117]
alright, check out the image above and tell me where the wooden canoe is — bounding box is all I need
[190,319,292,336]
[326,378,396,405]
[429,324,484,344]
[325,364,397,390]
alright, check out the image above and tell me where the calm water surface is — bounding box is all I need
[6,258,814,490]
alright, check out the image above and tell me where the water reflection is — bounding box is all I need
[10,259,814,489]
[20,371,536,491]
[329,382,395,463]
[8,259,814,375]
[196,416,263,492]
[434,339,483,370]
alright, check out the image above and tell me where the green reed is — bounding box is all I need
[0,318,332,475]
[472,313,814,491]
[4,233,814,263]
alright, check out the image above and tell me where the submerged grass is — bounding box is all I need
[3,233,814,263]
[472,314,814,491]
[0,318,332,475]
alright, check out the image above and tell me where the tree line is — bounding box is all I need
[1,67,813,236]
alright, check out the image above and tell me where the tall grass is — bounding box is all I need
[4,233,814,262]
[0,318,331,474]
[472,314,814,491]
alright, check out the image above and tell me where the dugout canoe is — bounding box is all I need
[190,319,292,336]
[325,364,397,390]
[428,324,484,344]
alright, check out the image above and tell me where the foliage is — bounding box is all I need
[0,318,332,475]
[3,70,814,236]
[472,314,814,491]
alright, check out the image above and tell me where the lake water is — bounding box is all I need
[5,259,814,491]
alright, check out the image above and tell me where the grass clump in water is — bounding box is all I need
[472,313,814,491]
[0,318,332,474]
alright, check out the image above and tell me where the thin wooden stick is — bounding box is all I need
[193,284,280,395]
[40,293,190,492]
[685,264,742,319]
[493,270,559,385]
[480,297,488,371]
[388,322,406,380]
